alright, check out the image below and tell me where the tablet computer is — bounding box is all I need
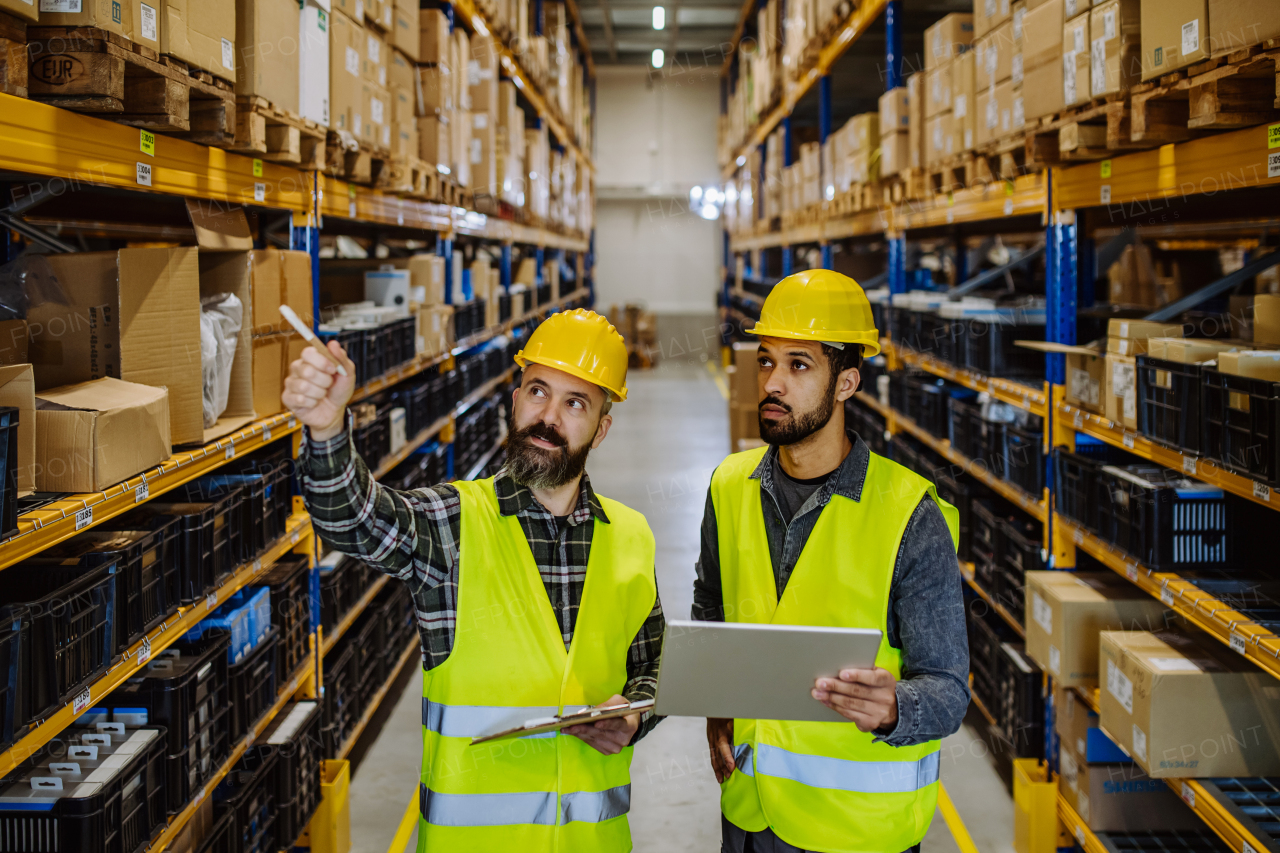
[654,620,883,723]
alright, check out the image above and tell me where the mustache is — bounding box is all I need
[759,396,792,414]
[514,420,567,449]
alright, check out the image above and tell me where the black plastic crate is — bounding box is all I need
[966,600,1017,711]
[903,374,952,437]
[1137,356,1204,454]
[321,640,358,759]
[215,744,279,853]
[1003,414,1044,498]
[998,516,1045,625]
[349,610,385,711]
[255,556,311,679]
[0,724,168,853]
[316,327,365,384]
[120,492,242,601]
[375,584,415,676]
[0,562,118,722]
[1202,368,1280,486]
[498,292,512,323]
[937,474,989,563]
[1052,438,1139,535]
[1096,830,1234,853]
[0,406,18,540]
[971,498,1004,567]
[970,411,1007,475]
[260,700,323,846]
[196,810,236,853]
[1098,464,1229,572]
[990,641,1043,759]
[225,629,278,743]
[32,527,173,657]
[963,316,1046,379]
[948,396,981,459]
[0,606,25,751]
[105,634,232,814]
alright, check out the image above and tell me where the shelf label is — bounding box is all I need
[1182,456,1196,476]
[1254,481,1271,502]
[1270,152,1280,180]
[75,507,93,530]
[1126,564,1139,582]
[136,162,152,187]
[254,182,265,203]
[1243,842,1257,853]
[245,731,254,748]
[288,417,297,429]
[137,636,152,666]
[193,789,204,806]
[1180,782,1195,808]
[140,130,155,157]
[253,558,262,573]
[264,426,272,442]
[1100,184,1111,204]
[349,201,357,218]
[206,592,219,610]
[1100,160,1112,179]
[398,212,405,226]
[135,482,149,503]
[253,158,264,178]
[1269,124,1280,149]
[1073,410,1084,429]
[1122,433,1135,449]
[1075,825,1086,846]
[73,688,92,714]
[1003,198,1013,216]
[1160,587,1175,606]
[1230,632,1248,655]
[225,444,235,460]
[291,532,301,544]
[1073,528,1085,545]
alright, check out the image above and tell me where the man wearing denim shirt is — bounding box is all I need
[695,270,969,853]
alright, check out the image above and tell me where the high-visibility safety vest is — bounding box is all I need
[712,446,959,853]
[418,477,657,853]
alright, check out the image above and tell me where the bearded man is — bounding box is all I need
[694,270,969,853]
[284,308,664,853]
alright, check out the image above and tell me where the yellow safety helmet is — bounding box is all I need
[514,308,630,402]
[748,268,881,357]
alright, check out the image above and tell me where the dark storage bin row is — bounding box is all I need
[846,397,889,457]
[255,556,312,680]
[383,441,450,492]
[318,553,377,635]
[317,317,416,387]
[259,700,323,847]
[454,392,506,479]
[888,301,1047,380]
[214,745,279,853]
[453,299,486,341]
[966,598,1044,763]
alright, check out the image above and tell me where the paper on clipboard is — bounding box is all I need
[469,699,655,745]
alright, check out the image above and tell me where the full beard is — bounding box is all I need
[757,391,836,446]
[503,420,594,490]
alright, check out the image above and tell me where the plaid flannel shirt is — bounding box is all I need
[298,422,665,741]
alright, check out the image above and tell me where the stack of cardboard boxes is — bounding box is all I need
[922,14,973,168]
[329,0,410,153]
[727,342,763,451]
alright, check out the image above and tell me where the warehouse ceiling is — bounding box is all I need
[578,0,972,82]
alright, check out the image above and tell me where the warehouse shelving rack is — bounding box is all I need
[0,0,599,843]
[719,3,1280,852]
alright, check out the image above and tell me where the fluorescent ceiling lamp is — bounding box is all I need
[651,48,664,68]
[699,203,719,220]
[736,155,746,166]
[652,6,665,29]
[690,186,703,200]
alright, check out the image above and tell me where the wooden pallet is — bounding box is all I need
[26,26,235,137]
[325,132,391,186]
[228,95,326,168]
[0,12,26,98]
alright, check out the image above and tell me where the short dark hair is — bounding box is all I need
[821,343,864,376]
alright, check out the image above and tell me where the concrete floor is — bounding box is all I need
[348,318,1016,853]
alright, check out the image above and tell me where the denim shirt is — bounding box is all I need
[691,431,971,746]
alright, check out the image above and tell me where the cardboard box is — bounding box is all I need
[927,111,956,165]
[1024,571,1170,687]
[1099,630,1280,777]
[1058,747,1203,831]
[1107,318,1184,348]
[729,341,760,406]
[418,114,449,170]
[953,50,976,150]
[31,247,203,446]
[251,333,286,418]
[1022,47,1065,120]
[1255,294,1280,346]
[162,0,236,81]
[417,303,454,358]
[35,378,171,493]
[1064,12,1091,105]
[388,47,414,99]
[927,60,953,118]
[1104,352,1138,427]
[418,65,451,114]
[907,72,926,169]
[880,131,911,176]
[391,0,417,61]
[879,87,910,134]
[36,0,126,35]
[1056,685,1131,763]
[0,0,37,24]
[1140,0,1208,80]
[470,111,497,195]
[1218,350,1280,382]
[0,365,35,495]
[1017,341,1106,413]
[925,13,974,69]
[1065,0,1092,15]
[329,9,364,137]
[196,234,258,441]
[0,320,28,367]
[1208,0,1280,56]
[974,0,1012,39]
[367,82,390,149]
[408,254,445,305]
[299,0,330,126]
[235,0,300,111]
[1147,337,1237,363]
[469,31,498,112]
[363,25,386,87]
[1024,0,1065,69]
[1090,0,1142,96]
[977,20,1015,88]
[390,82,413,124]
[976,79,1015,144]
[419,7,449,65]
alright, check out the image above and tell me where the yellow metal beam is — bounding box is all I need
[0,93,310,212]
[1058,792,1109,853]
[893,172,1049,231]
[1169,780,1273,853]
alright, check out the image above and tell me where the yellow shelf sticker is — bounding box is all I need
[1100,159,1112,179]
[253,158,264,178]
[1269,124,1280,149]
[140,130,156,157]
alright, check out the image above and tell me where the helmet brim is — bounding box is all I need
[514,353,629,402]
[747,325,882,358]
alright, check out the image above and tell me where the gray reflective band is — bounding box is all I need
[422,699,563,739]
[420,785,558,826]
[420,784,631,826]
[754,744,939,793]
[561,784,631,824]
[733,743,755,776]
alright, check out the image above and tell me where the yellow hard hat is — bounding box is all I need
[748,269,881,357]
[514,308,630,402]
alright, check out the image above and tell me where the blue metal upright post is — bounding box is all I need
[783,117,793,167]
[888,236,907,294]
[757,142,767,225]
[885,0,903,90]
[1044,172,1076,386]
[535,246,545,285]
[501,243,513,289]
[781,246,792,276]
[819,74,832,201]
[439,237,454,304]
[290,220,321,331]
[533,0,543,35]
[821,244,834,269]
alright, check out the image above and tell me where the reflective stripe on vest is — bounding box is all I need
[734,743,755,776]
[421,698,589,739]
[755,744,940,794]
[419,784,631,826]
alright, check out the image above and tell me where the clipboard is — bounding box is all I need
[469,699,655,745]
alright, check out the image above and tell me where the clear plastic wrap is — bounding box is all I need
[201,292,243,428]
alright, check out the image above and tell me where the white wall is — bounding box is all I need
[593,66,722,314]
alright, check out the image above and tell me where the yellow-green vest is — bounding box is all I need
[417,477,657,853]
[712,446,959,853]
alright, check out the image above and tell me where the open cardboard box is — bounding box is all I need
[0,365,35,495]
[1016,340,1105,414]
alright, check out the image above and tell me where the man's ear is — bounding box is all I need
[835,368,860,403]
[592,413,613,449]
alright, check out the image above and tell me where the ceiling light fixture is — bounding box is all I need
[651,48,665,68]
[652,6,665,29]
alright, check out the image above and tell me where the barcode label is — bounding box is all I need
[264,426,272,442]
[225,444,235,460]
[137,636,152,666]
[1254,481,1271,501]
[75,507,93,530]
[1073,528,1084,545]
[1100,184,1111,204]
[73,688,92,714]
[1230,633,1247,654]
[1182,457,1196,475]
[244,731,254,747]
[1123,433,1135,449]
[291,533,300,544]
[1075,825,1086,846]
[1181,782,1195,807]
[1126,564,1138,582]
[288,418,297,429]
[1243,842,1257,853]
[1073,410,1083,428]
[1160,588,1175,606]
[135,482,149,503]
[136,162,152,186]
[254,182,265,203]
[206,593,218,610]
[253,558,262,573]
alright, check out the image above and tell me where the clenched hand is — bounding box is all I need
[282,341,357,441]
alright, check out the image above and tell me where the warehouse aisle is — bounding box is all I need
[351,326,1014,853]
